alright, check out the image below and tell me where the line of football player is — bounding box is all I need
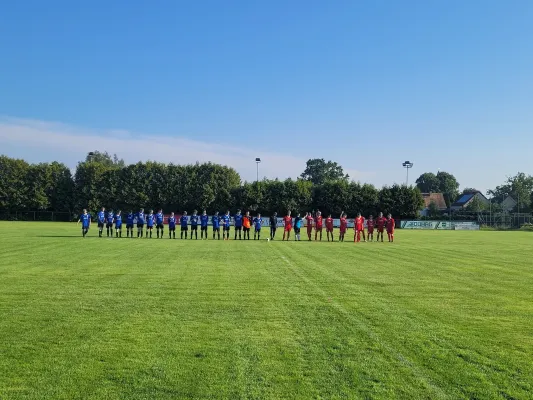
[78,208,395,242]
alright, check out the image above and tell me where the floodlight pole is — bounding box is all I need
[402,161,413,185]
[255,158,261,182]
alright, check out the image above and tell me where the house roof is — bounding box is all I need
[452,193,475,206]
[502,195,516,204]
[422,193,447,209]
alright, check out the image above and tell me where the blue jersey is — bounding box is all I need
[234,214,243,227]
[222,215,230,227]
[97,211,105,223]
[295,217,302,229]
[115,215,122,227]
[126,213,134,225]
[156,212,164,225]
[146,214,155,227]
[107,213,114,224]
[200,215,209,227]
[80,213,91,228]
[212,215,221,228]
[168,216,176,228]
[137,212,145,224]
[253,217,263,230]
[190,215,199,226]
[180,216,188,227]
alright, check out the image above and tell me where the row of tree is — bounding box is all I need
[0,153,425,218]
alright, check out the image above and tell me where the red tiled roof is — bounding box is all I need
[422,193,447,209]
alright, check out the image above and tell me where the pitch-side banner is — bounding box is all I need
[401,221,479,230]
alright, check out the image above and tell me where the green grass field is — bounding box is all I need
[0,222,532,399]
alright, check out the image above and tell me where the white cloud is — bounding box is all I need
[0,117,370,183]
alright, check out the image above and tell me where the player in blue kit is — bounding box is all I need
[97,207,105,237]
[106,210,114,237]
[114,211,123,237]
[212,212,221,240]
[146,210,155,238]
[234,210,243,240]
[190,210,199,240]
[200,210,209,240]
[77,209,91,237]
[126,211,134,238]
[137,208,145,238]
[222,211,231,240]
[180,211,189,239]
[156,209,164,239]
[253,213,263,240]
[168,212,176,239]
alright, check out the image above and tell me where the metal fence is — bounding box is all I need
[478,212,533,229]
[0,211,74,222]
[427,211,533,229]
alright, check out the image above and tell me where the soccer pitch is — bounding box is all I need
[0,222,532,399]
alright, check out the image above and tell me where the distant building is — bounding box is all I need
[451,191,490,210]
[420,193,447,216]
[501,195,517,212]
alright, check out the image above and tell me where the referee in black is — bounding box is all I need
[269,212,278,240]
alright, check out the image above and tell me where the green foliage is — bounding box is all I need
[1,154,425,218]
[437,171,460,207]
[85,150,125,167]
[415,172,440,193]
[300,158,349,185]
[428,200,441,218]
[378,185,424,218]
[519,223,533,231]
[465,196,488,212]
[0,156,30,211]
[415,171,460,207]
[488,172,533,212]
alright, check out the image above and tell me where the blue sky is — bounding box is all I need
[1,0,532,192]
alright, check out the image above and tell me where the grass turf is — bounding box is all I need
[0,222,532,399]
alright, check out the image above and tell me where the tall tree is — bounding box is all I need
[466,196,487,212]
[0,156,30,211]
[300,158,349,185]
[487,172,533,211]
[85,151,125,167]
[437,171,460,207]
[415,172,440,193]
[462,188,480,194]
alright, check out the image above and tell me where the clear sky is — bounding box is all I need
[1,0,532,192]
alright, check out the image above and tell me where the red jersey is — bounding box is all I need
[283,216,292,227]
[315,215,323,228]
[340,217,347,231]
[386,218,395,231]
[355,216,365,231]
[305,215,314,227]
[376,217,387,228]
[367,219,375,229]
[326,217,334,230]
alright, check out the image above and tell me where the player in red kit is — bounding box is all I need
[376,212,387,242]
[339,212,348,242]
[282,211,292,241]
[326,214,334,242]
[367,215,375,242]
[386,214,395,242]
[305,212,314,241]
[314,211,323,241]
[354,213,366,242]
